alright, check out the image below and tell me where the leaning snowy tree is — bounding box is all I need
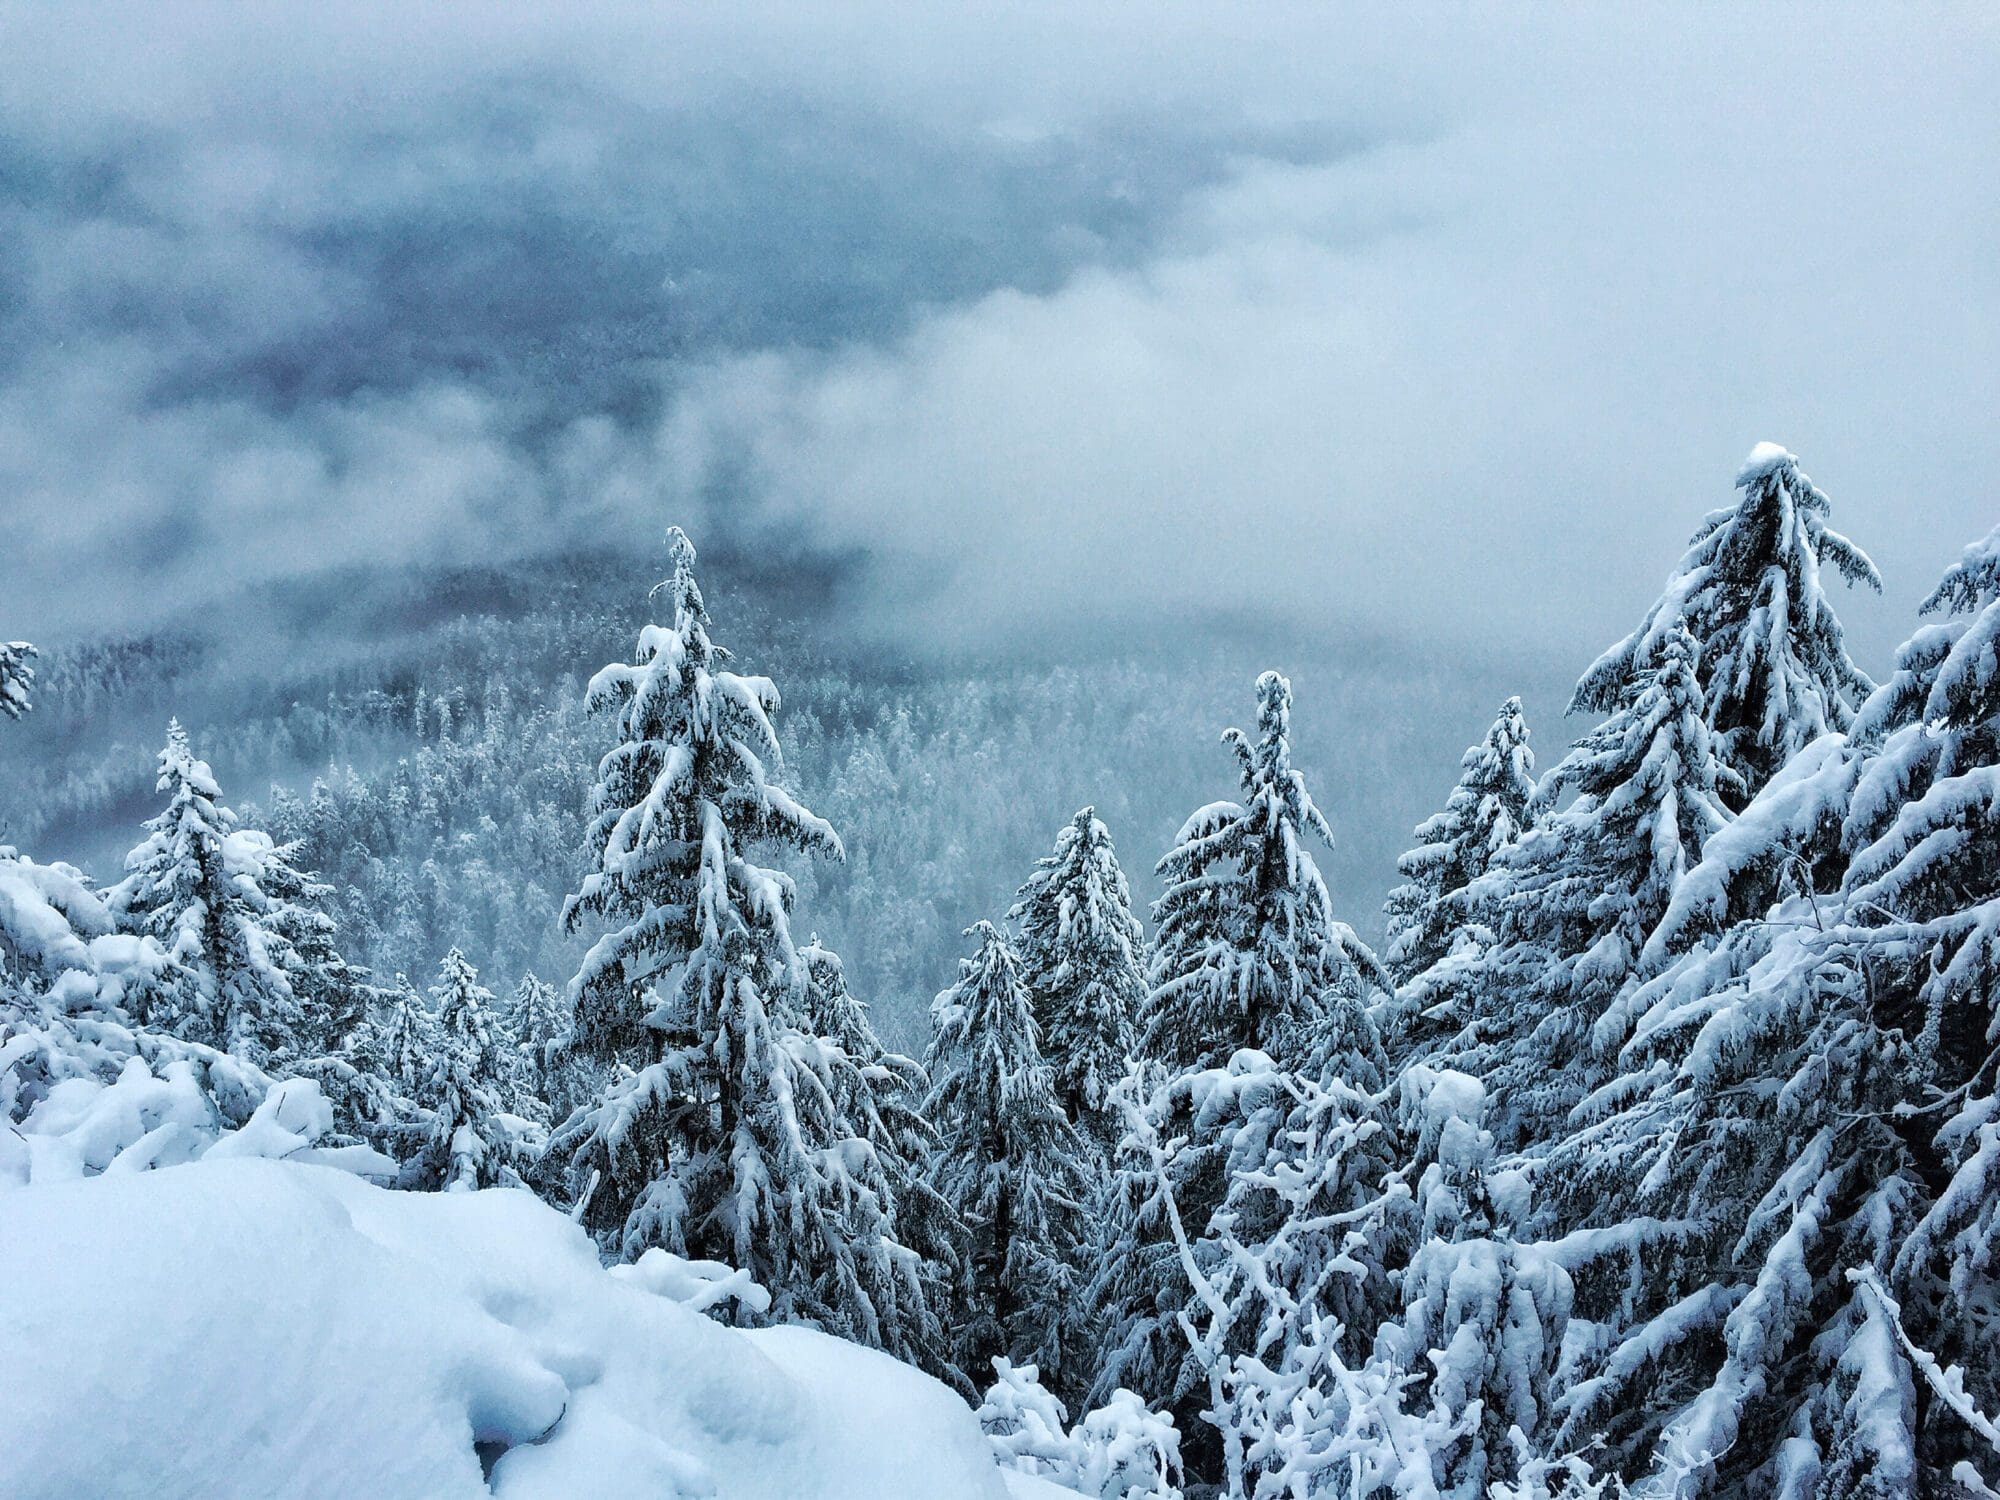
[551,527,943,1368]
[113,720,360,1069]
[1572,443,1880,808]
[925,920,1091,1395]
[1009,806,1148,1152]
[407,947,519,1191]
[1096,671,1391,1450]
[0,640,35,721]
[1448,627,1733,1153]
[1544,523,2000,1494]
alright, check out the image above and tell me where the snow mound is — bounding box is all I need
[0,1160,1009,1500]
[1735,440,1796,486]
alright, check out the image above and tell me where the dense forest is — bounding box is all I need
[5,444,1998,1497]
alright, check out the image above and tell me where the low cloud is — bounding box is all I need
[3,3,1995,684]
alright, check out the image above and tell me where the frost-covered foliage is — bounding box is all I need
[551,529,942,1369]
[0,849,389,1188]
[1010,806,1148,1151]
[980,1358,1185,1500]
[1538,523,2000,1494]
[1142,671,1387,1077]
[1572,444,1880,807]
[925,920,1089,1391]
[1383,1068,1571,1500]
[1447,628,1732,1149]
[1103,1056,1433,1500]
[404,947,523,1191]
[506,970,579,1121]
[1384,696,1535,989]
[1098,672,1390,1459]
[112,721,361,1068]
[0,640,35,721]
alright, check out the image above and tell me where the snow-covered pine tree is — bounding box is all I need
[925,920,1090,1393]
[407,947,516,1191]
[372,973,434,1096]
[507,971,571,1119]
[1384,697,1535,986]
[240,829,365,1059]
[1009,806,1148,1151]
[1451,628,1732,1151]
[1541,525,2000,1493]
[799,934,962,1373]
[1096,671,1393,1467]
[551,528,942,1367]
[1572,443,1880,807]
[1140,671,1387,1078]
[1,641,35,720]
[113,721,358,1068]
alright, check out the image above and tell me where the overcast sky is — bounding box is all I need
[3,2,1995,682]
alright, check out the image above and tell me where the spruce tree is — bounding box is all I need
[1009,806,1148,1151]
[1383,696,1535,988]
[1572,443,1880,807]
[925,920,1090,1392]
[1451,628,1732,1150]
[409,946,515,1191]
[373,973,434,1097]
[1383,1068,1570,1500]
[1097,671,1389,1455]
[114,722,357,1068]
[1141,671,1386,1076]
[1543,526,2000,1492]
[800,935,962,1376]
[507,970,571,1118]
[551,528,941,1364]
[0,641,35,721]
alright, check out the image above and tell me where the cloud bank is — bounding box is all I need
[2,3,1995,683]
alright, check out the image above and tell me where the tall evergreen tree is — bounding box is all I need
[1572,443,1880,807]
[409,947,515,1191]
[1543,525,2000,1494]
[113,722,357,1068]
[925,920,1090,1392]
[1009,806,1148,1150]
[800,935,962,1379]
[372,972,434,1097]
[1383,696,1535,987]
[1140,670,1387,1076]
[1450,628,1732,1150]
[0,640,35,720]
[551,528,941,1364]
[1097,671,1389,1455]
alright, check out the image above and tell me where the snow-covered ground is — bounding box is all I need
[0,1159,1021,1500]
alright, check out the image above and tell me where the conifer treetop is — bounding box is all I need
[1571,444,1880,801]
[1383,696,1536,984]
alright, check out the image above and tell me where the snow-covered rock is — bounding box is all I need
[0,1159,1010,1500]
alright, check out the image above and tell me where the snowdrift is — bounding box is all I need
[0,1159,1012,1500]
